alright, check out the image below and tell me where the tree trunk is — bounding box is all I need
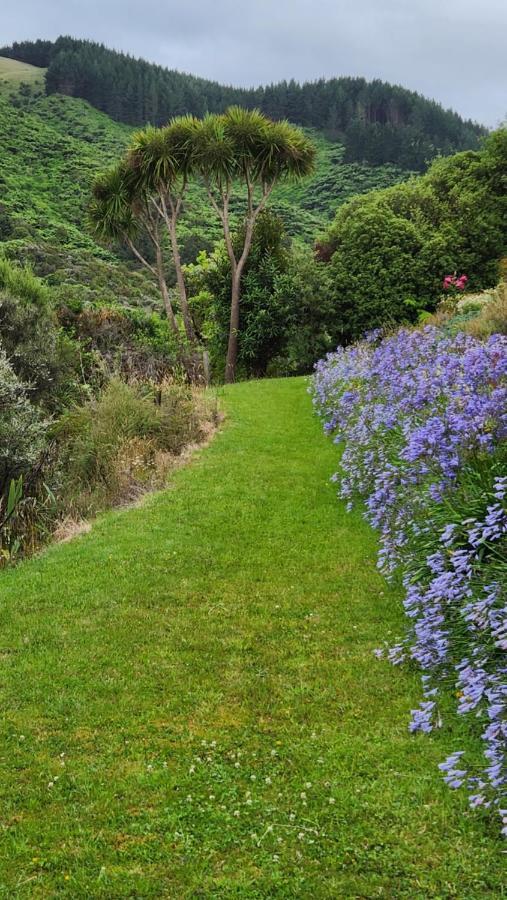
[225,270,241,383]
[155,245,180,338]
[168,219,196,345]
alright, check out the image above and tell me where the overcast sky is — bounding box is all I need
[3,0,506,127]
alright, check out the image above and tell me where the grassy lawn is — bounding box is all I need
[0,377,503,897]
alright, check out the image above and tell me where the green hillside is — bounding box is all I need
[1,37,485,170]
[0,55,45,94]
[0,69,411,302]
[0,91,161,310]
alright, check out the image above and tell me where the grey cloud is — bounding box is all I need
[2,0,506,125]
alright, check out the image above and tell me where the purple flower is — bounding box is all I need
[313,326,507,832]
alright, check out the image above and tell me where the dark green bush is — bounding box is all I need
[0,348,52,560]
[318,129,507,342]
[0,257,82,409]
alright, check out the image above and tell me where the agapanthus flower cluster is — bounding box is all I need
[312,326,507,831]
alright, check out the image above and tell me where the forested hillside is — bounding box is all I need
[0,79,411,291]
[1,37,485,170]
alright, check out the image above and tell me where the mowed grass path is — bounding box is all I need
[0,378,503,898]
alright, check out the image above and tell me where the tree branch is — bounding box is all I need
[126,237,157,276]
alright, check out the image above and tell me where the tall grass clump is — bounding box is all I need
[54,378,217,517]
[312,325,507,833]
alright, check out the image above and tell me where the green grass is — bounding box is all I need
[0,378,503,897]
[0,57,45,94]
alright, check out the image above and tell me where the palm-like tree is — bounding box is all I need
[89,162,180,339]
[126,117,198,345]
[91,108,315,383]
[90,116,199,349]
[192,108,316,382]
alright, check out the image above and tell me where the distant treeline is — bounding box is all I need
[1,36,485,170]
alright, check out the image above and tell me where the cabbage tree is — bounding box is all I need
[90,117,199,348]
[192,108,316,381]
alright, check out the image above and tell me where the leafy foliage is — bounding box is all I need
[187,212,333,377]
[0,257,82,409]
[318,130,507,342]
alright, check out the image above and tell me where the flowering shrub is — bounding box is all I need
[443,273,468,292]
[312,326,507,833]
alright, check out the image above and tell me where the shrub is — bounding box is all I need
[186,214,334,377]
[57,299,179,382]
[0,348,49,491]
[318,130,507,341]
[313,326,507,833]
[464,282,507,338]
[0,348,51,560]
[0,257,82,409]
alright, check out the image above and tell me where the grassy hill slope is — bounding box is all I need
[0,64,412,305]
[0,91,163,309]
[0,56,45,95]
